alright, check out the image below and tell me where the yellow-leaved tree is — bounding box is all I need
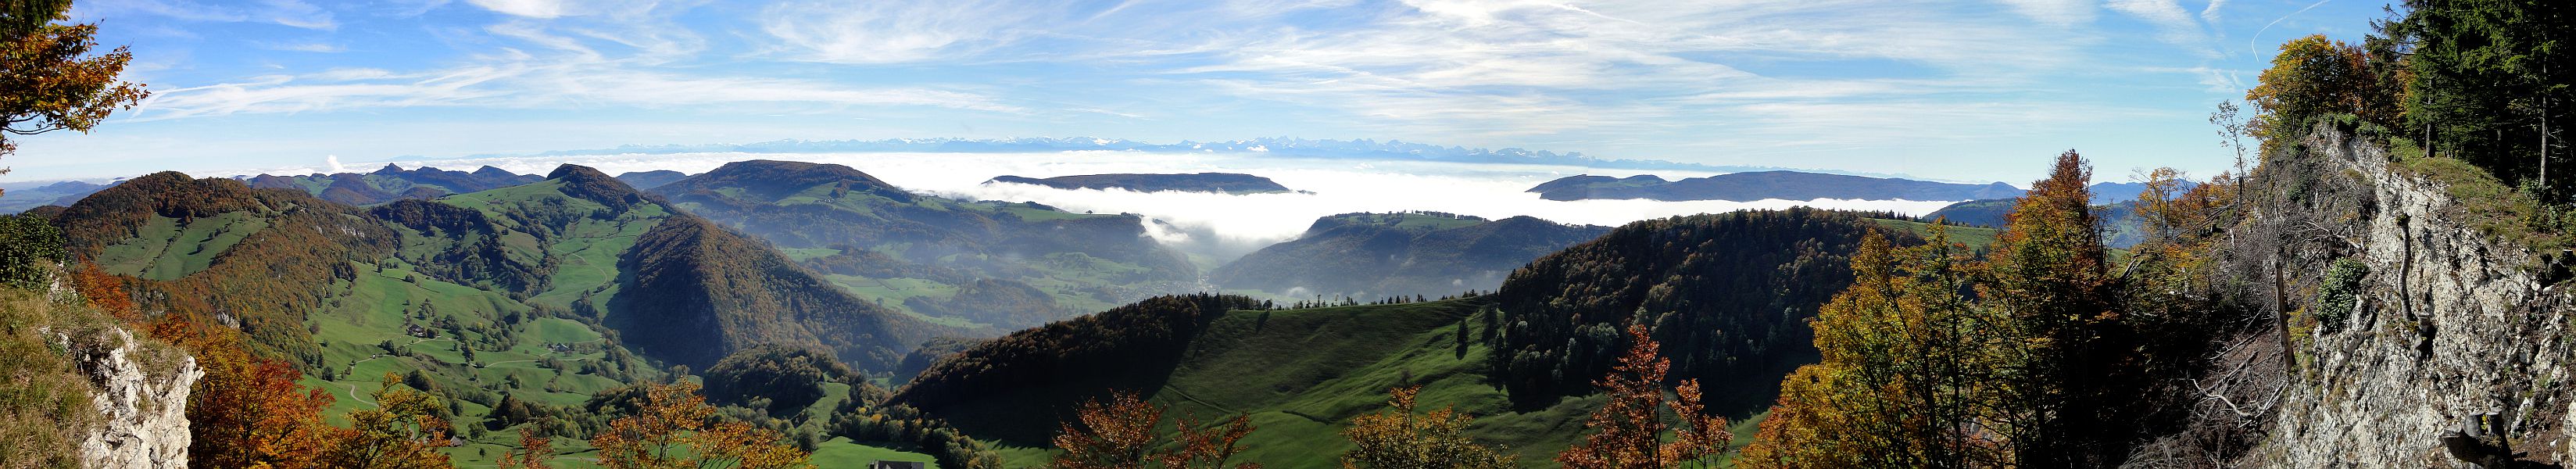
[1340,385,1515,469]
[321,374,456,469]
[1743,151,2130,468]
[1736,225,2000,469]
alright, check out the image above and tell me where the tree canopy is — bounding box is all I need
[0,0,146,162]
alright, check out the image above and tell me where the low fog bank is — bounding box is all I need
[356,152,1964,263]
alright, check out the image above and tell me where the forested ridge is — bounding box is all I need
[1485,208,1910,412]
[245,164,542,206]
[889,294,1275,442]
[610,213,950,371]
[1210,212,1608,299]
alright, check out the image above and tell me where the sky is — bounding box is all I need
[7,0,2395,184]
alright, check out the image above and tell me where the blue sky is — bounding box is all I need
[10,0,2391,184]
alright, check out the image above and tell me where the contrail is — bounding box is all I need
[2251,0,2337,55]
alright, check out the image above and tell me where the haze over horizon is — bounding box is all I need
[8,0,2392,184]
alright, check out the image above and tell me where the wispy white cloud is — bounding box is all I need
[34,0,2373,184]
[466,0,567,18]
[258,41,344,52]
[757,0,1046,64]
[76,0,335,30]
[1995,0,2097,27]
[2108,0,2216,57]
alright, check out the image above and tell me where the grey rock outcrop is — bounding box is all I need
[60,325,202,469]
[2204,127,2576,467]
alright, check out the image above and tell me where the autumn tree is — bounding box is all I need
[497,427,558,469]
[1555,324,1732,469]
[1744,152,2142,467]
[1161,413,1261,469]
[321,374,456,469]
[1052,391,1161,469]
[2246,34,2399,149]
[1050,390,1261,469]
[1981,151,2124,467]
[591,381,812,469]
[148,315,343,469]
[66,261,133,320]
[1341,385,1515,469]
[0,0,149,163]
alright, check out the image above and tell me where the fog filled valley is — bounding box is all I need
[5,1,2576,468]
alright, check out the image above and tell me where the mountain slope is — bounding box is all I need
[1487,209,1971,411]
[48,164,956,466]
[652,159,1200,328]
[55,172,397,363]
[1208,212,1608,299]
[458,164,954,371]
[609,214,950,370]
[895,209,1977,466]
[986,173,1297,194]
[892,295,1602,467]
[1526,170,2023,202]
[614,170,689,190]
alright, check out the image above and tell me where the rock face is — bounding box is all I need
[63,326,202,469]
[2211,127,2576,467]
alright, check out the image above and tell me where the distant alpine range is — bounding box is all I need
[1526,170,2027,202]
[476,136,1843,174]
[986,173,1300,194]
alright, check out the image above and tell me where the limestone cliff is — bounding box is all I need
[58,324,201,469]
[2143,126,2576,467]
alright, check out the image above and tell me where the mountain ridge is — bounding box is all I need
[1527,170,2025,202]
[986,173,1297,194]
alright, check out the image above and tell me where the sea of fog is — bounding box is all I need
[372,152,1966,260]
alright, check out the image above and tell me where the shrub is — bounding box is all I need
[2317,258,2370,333]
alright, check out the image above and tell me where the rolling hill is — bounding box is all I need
[890,295,1615,467]
[46,166,960,467]
[1208,212,1608,299]
[985,173,1297,194]
[242,163,542,206]
[894,209,1988,467]
[650,159,1201,329]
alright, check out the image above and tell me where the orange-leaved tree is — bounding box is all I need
[148,314,343,469]
[0,0,149,160]
[66,261,134,320]
[1555,324,1732,469]
[1050,390,1261,469]
[497,427,557,469]
[1341,385,1515,469]
[592,381,812,469]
